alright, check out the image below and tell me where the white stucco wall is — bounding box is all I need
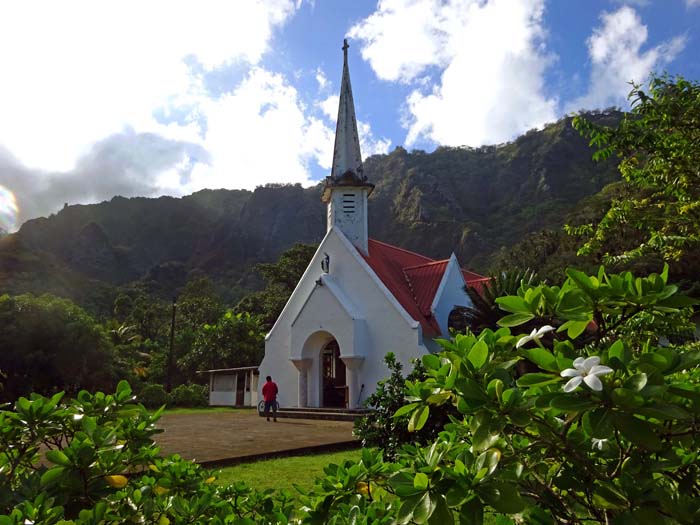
[259,227,430,408]
[327,187,370,255]
[431,254,474,337]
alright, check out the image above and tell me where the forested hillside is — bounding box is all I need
[0,111,621,314]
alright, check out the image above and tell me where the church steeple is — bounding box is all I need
[330,39,364,182]
[323,39,374,256]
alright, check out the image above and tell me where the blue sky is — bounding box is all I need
[0,0,699,231]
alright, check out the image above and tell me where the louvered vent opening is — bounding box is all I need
[342,193,356,214]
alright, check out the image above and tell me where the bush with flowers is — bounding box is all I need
[383,264,700,524]
[1,264,698,524]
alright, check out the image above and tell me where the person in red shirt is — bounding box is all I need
[262,375,279,422]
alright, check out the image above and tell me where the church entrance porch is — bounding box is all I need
[322,340,347,408]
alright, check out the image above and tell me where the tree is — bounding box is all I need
[572,75,700,263]
[179,311,265,375]
[175,275,223,333]
[236,243,317,329]
[0,294,115,401]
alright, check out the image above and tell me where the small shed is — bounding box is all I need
[198,366,259,407]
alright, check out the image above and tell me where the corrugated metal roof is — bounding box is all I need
[362,239,487,337]
[403,261,449,316]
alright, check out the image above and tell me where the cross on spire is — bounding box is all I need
[329,38,363,183]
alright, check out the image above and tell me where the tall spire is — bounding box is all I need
[330,38,364,182]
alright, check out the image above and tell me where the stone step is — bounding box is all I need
[280,407,372,414]
[258,407,372,422]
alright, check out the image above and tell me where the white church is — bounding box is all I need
[258,41,488,410]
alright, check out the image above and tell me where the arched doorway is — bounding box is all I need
[321,340,347,408]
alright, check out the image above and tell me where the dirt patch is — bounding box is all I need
[153,410,357,465]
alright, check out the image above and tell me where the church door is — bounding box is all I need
[321,340,347,408]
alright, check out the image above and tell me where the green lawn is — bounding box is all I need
[214,449,504,524]
[213,449,362,493]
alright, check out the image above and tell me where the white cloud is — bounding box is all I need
[186,68,326,191]
[0,1,296,173]
[0,0,393,225]
[612,0,650,7]
[315,68,329,90]
[350,0,558,147]
[319,95,340,120]
[686,0,700,7]
[348,0,455,83]
[568,6,685,111]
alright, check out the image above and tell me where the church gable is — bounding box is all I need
[266,227,422,346]
[289,274,368,362]
[361,240,488,337]
[430,254,473,337]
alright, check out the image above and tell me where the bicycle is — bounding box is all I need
[257,399,280,418]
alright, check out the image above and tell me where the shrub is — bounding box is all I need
[354,353,455,460]
[137,383,167,408]
[2,265,698,525]
[390,265,700,524]
[169,383,208,407]
[0,382,396,524]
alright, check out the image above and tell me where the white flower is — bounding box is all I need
[591,438,608,451]
[560,356,613,392]
[515,325,555,349]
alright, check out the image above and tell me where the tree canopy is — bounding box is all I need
[572,75,700,263]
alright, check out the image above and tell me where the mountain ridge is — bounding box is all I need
[0,111,622,313]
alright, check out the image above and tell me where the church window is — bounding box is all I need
[342,193,356,214]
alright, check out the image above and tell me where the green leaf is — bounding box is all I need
[459,499,484,525]
[412,492,437,524]
[408,405,429,432]
[467,340,489,369]
[392,474,425,498]
[558,319,590,339]
[582,408,614,438]
[614,413,662,451]
[394,402,419,419]
[566,268,598,295]
[40,466,66,487]
[116,380,132,396]
[474,448,501,479]
[414,472,429,491]
[398,495,421,524]
[495,296,529,314]
[520,348,558,372]
[608,339,629,365]
[422,354,441,370]
[428,495,453,525]
[45,450,72,467]
[549,395,597,411]
[593,484,628,510]
[636,404,691,420]
[516,373,560,387]
[611,388,644,409]
[625,373,647,392]
[484,482,525,514]
[497,312,535,327]
[426,392,451,405]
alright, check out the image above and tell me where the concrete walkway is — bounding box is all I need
[153,410,357,466]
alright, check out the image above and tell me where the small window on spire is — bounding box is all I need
[342,193,356,214]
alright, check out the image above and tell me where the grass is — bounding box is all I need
[213,449,362,493]
[213,448,503,524]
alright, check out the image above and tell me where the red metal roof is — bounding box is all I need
[403,260,449,316]
[462,271,491,294]
[362,239,487,337]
